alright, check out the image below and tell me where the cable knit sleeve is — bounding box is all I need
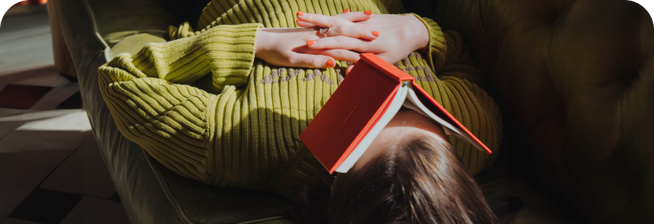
[115,23,261,92]
[408,14,448,71]
[97,23,260,182]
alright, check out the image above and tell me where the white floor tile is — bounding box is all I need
[59,197,131,224]
[16,109,90,131]
[0,109,80,122]
[41,132,117,199]
[12,72,71,88]
[0,66,59,90]
[0,109,85,142]
[0,110,92,153]
[0,150,75,218]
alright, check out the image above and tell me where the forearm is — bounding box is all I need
[98,61,215,181]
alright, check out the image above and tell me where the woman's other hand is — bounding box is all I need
[297,12,430,66]
[255,28,360,68]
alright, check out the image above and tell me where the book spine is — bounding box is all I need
[360,53,414,82]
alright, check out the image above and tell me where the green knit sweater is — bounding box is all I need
[98,0,502,200]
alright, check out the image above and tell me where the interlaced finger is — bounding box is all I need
[297,12,351,27]
[333,10,373,22]
[297,45,361,63]
[326,25,378,40]
[296,11,373,28]
[288,52,336,68]
[321,49,360,63]
[307,36,373,53]
[296,20,317,28]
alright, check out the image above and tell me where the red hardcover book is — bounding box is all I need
[300,53,491,174]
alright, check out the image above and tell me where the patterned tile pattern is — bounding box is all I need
[0,5,130,222]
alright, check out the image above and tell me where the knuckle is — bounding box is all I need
[334,26,343,35]
[329,17,340,26]
[336,36,346,44]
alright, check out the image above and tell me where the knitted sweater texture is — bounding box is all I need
[98,0,502,200]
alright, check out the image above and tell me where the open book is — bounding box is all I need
[300,53,491,174]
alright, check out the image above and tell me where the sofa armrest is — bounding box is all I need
[49,0,185,223]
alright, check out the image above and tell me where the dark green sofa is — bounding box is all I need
[50,0,653,223]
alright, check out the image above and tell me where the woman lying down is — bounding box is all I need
[98,0,503,223]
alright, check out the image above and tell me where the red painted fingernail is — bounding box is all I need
[326,59,335,67]
[297,11,304,16]
[306,40,315,45]
[364,10,373,15]
[343,8,350,13]
[372,31,379,37]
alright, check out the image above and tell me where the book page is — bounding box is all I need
[400,101,452,136]
[335,85,410,173]
[404,87,486,152]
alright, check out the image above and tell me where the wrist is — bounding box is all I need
[404,14,430,53]
[255,28,269,58]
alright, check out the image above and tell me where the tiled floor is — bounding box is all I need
[0,3,130,224]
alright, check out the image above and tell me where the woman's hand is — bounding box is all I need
[296,12,430,66]
[255,28,361,68]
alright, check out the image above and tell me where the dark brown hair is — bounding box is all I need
[291,133,499,224]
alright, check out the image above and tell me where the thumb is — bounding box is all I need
[345,64,355,75]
